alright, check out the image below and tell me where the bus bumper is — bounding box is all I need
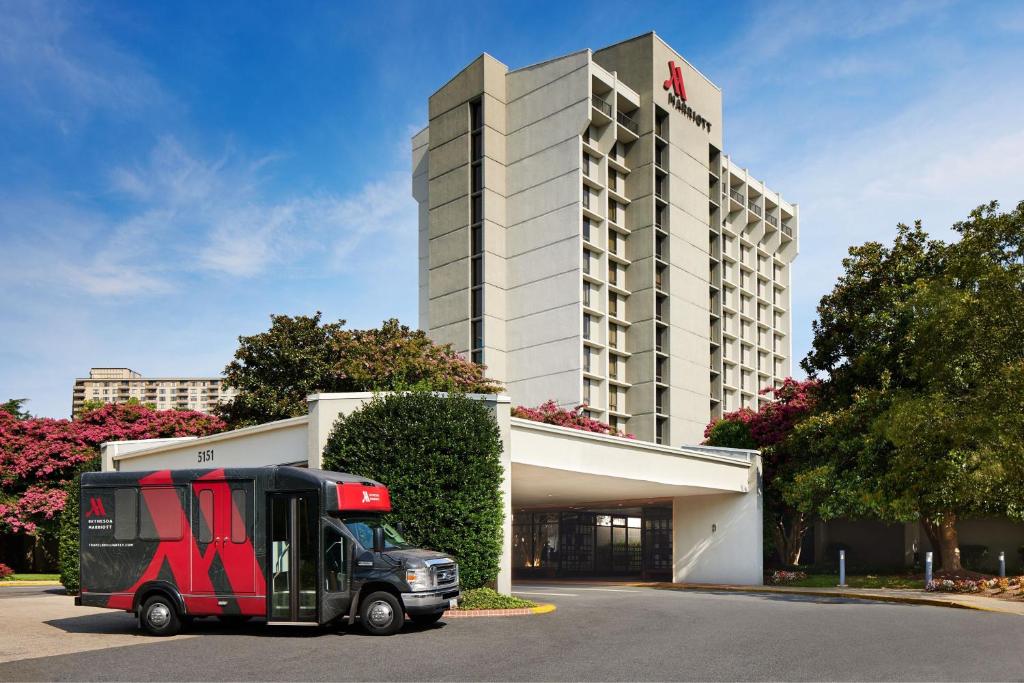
[401,587,460,615]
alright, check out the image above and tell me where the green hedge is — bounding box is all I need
[458,587,536,610]
[59,459,98,593]
[322,392,504,589]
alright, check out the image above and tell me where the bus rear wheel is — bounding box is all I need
[140,595,182,637]
[359,591,404,636]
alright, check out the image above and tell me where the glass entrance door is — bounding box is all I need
[268,493,318,623]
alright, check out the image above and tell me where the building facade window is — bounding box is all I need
[469,98,484,362]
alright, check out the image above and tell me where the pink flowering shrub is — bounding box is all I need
[512,401,635,439]
[767,569,808,585]
[0,403,225,535]
[0,563,13,580]
[703,378,819,447]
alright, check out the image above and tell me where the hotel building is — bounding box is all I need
[413,32,799,446]
[72,367,237,417]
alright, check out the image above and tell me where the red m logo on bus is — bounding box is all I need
[85,497,107,518]
[663,61,687,101]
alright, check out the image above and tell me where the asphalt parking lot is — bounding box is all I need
[1,583,1022,681]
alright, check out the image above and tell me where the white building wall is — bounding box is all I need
[672,459,763,584]
[504,52,591,411]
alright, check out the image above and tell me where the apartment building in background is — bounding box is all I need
[413,32,799,445]
[71,368,237,416]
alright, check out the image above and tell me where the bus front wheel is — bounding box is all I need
[359,591,404,636]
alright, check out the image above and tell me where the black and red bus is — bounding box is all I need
[77,466,459,636]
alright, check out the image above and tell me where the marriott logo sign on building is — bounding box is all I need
[663,60,712,133]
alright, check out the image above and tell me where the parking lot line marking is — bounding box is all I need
[513,591,578,597]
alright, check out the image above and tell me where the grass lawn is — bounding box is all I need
[4,573,61,582]
[786,574,922,589]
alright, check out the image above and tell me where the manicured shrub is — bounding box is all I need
[457,587,536,610]
[0,563,13,580]
[58,470,92,593]
[322,392,504,589]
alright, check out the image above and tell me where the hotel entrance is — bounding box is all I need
[512,507,672,579]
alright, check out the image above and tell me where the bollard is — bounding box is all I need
[838,549,847,587]
[925,551,933,587]
[999,551,1006,578]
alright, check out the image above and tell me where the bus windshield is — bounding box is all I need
[339,516,409,550]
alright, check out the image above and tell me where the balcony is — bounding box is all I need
[781,224,793,237]
[729,188,744,204]
[748,200,762,217]
[616,111,639,135]
[766,213,778,227]
[591,94,613,124]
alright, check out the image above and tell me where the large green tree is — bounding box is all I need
[218,314,503,427]
[804,201,1024,571]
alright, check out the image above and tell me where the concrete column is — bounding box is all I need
[671,455,763,585]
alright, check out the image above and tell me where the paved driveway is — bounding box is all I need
[1,583,1022,681]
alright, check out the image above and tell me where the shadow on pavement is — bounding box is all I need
[45,612,451,639]
[656,587,918,608]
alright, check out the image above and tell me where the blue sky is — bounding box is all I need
[2,0,1023,419]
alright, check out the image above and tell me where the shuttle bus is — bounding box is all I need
[76,466,459,636]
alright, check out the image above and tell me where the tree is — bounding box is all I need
[1,399,30,420]
[704,378,821,565]
[218,314,503,427]
[803,201,1024,571]
[801,221,943,404]
[0,403,225,575]
[322,392,505,589]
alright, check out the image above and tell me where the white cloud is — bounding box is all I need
[0,136,417,297]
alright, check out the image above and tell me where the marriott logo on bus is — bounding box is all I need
[662,61,712,134]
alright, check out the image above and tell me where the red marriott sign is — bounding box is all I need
[662,60,712,134]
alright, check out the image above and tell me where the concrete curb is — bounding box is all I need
[442,602,556,618]
[631,582,1024,616]
[0,581,63,587]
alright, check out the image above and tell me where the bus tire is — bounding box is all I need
[140,595,181,637]
[359,591,404,636]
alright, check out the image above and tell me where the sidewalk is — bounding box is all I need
[0,581,63,587]
[633,582,1024,616]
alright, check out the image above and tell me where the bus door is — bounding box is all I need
[191,480,259,598]
[267,492,319,623]
[320,519,354,624]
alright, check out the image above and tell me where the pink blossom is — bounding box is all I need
[0,404,225,535]
[512,400,635,439]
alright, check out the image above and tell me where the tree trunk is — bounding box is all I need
[771,512,808,566]
[922,513,960,572]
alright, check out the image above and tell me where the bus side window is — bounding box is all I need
[230,489,247,543]
[198,490,214,544]
[323,526,348,592]
[114,489,137,541]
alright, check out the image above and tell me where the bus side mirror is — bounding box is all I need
[373,526,385,553]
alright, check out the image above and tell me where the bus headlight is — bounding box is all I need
[405,568,432,591]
